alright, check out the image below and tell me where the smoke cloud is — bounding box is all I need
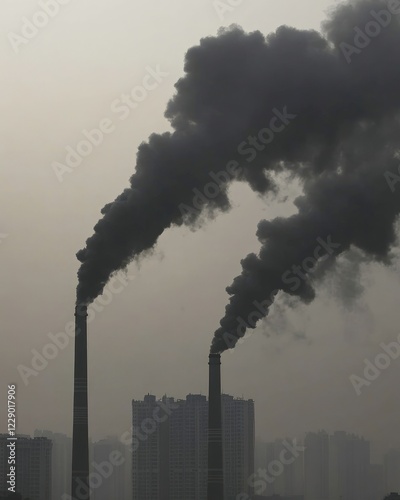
[212,124,400,352]
[77,0,400,353]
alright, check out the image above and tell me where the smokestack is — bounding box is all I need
[208,353,224,500]
[71,305,90,500]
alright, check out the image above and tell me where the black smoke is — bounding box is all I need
[211,122,400,352]
[77,0,400,353]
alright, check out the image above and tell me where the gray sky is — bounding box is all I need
[2,0,400,462]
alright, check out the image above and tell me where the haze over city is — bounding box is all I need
[2,2,400,498]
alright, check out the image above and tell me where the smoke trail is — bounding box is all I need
[77,0,400,306]
[211,121,400,353]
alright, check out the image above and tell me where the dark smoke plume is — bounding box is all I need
[77,0,400,353]
[211,123,400,352]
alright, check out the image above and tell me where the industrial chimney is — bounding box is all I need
[71,305,90,500]
[207,353,224,500]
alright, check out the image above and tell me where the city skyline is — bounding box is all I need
[3,422,400,500]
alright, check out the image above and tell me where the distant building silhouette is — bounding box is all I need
[0,434,51,500]
[92,437,129,500]
[368,463,385,500]
[329,431,370,500]
[131,393,254,500]
[304,431,329,500]
[384,449,400,494]
[255,431,394,500]
[34,430,71,500]
[256,439,304,497]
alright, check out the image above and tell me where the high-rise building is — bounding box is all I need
[34,429,72,500]
[258,430,383,500]
[368,463,385,500]
[329,431,370,500]
[252,441,283,497]
[256,438,304,498]
[304,431,329,500]
[169,394,208,500]
[0,434,52,500]
[132,394,166,499]
[384,449,400,494]
[222,394,255,500]
[131,393,254,500]
[132,394,182,499]
[92,436,129,500]
[132,394,208,500]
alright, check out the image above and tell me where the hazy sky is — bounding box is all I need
[2,0,400,462]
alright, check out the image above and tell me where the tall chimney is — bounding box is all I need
[208,353,224,500]
[71,305,90,500]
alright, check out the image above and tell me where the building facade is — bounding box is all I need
[131,393,254,500]
[329,431,370,500]
[0,434,52,500]
[132,394,166,499]
[34,429,72,500]
[222,394,255,500]
[384,449,400,495]
[92,436,129,500]
[368,463,385,500]
[168,394,208,500]
[255,438,304,498]
[304,431,329,500]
